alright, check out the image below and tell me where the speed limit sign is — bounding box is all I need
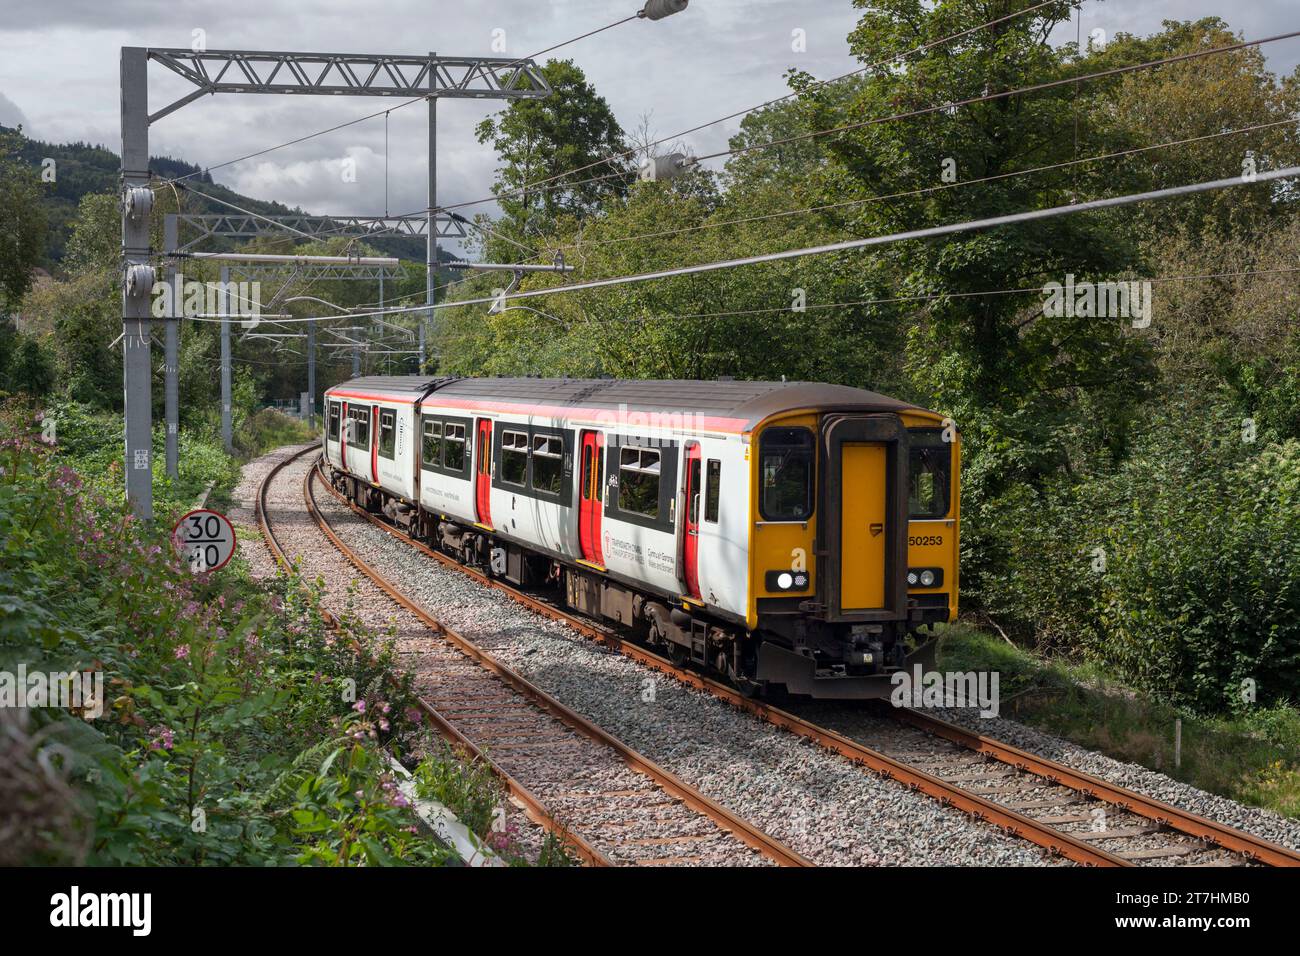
[172,509,237,573]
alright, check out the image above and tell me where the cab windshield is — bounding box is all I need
[908,429,951,519]
[760,427,814,521]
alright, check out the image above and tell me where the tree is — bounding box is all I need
[0,128,46,312]
[1080,18,1300,242]
[63,192,121,276]
[3,335,54,397]
[475,59,631,246]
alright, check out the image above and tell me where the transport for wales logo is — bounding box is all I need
[0,665,104,720]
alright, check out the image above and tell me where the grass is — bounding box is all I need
[413,742,578,867]
[234,407,316,461]
[937,623,1300,818]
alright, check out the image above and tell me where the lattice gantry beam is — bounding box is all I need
[227,261,405,282]
[175,213,466,251]
[147,48,552,122]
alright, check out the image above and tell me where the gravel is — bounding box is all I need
[311,464,1062,867]
[886,702,1300,855]
[247,444,1300,867]
[250,447,777,866]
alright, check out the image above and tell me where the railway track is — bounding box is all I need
[311,454,1300,868]
[256,446,807,867]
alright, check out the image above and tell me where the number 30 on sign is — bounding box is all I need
[172,509,237,573]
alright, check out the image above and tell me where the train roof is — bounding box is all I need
[326,375,929,432]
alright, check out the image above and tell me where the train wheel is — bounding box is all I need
[666,642,688,668]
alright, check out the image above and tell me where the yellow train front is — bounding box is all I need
[743,392,959,699]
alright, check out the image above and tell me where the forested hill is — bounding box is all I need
[0,125,438,266]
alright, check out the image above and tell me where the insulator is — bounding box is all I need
[639,0,688,21]
[125,264,158,299]
[123,186,154,222]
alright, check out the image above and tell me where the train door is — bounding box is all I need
[682,441,702,599]
[370,404,380,483]
[820,412,908,620]
[839,443,887,609]
[578,430,605,566]
[475,417,493,527]
[340,401,348,471]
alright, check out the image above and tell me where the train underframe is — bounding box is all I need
[333,468,938,700]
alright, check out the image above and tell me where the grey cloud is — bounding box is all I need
[3,0,1296,228]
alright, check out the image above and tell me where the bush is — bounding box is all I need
[967,400,1300,714]
[1094,432,1300,712]
[0,420,447,865]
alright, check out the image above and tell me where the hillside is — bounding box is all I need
[1,125,449,268]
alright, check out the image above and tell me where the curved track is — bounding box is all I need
[312,455,1300,868]
[257,446,808,867]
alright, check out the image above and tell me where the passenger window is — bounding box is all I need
[908,429,951,519]
[532,434,563,494]
[705,459,721,523]
[327,403,340,441]
[378,410,396,460]
[759,427,813,521]
[422,420,442,470]
[618,446,660,519]
[501,430,528,486]
[348,409,370,448]
[444,423,466,473]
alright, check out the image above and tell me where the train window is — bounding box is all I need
[327,403,340,441]
[532,434,563,494]
[619,447,660,519]
[908,429,951,519]
[422,420,442,470]
[688,456,701,523]
[581,444,594,501]
[760,427,813,521]
[444,423,466,472]
[348,408,370,448]
[705,459,721,523]
[501,430,528,486]
[378,410,396,460]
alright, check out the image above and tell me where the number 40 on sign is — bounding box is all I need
[171,509,237,574]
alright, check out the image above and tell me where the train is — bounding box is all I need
[321,375,960,699]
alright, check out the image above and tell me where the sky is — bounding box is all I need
[0,0,1296,255]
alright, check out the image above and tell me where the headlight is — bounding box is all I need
[907,567,943,588]
[765,570,810,591]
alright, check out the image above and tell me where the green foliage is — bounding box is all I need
[938,624,1300,817]
[63,192,120,276]
[1,334,54,397]
[0,127,47,310]
[475,58,630,242]
[413,743,502,838]
[973,401,1300,713]
[0,410,445,864]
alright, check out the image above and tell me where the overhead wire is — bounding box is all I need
[180,166,1300,325]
